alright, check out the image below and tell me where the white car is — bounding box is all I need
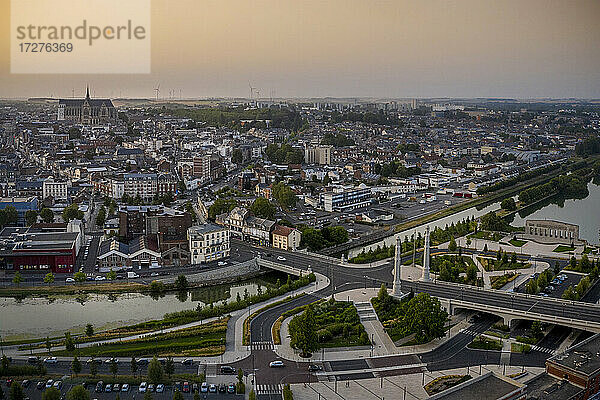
[95,276,106,281]
[156,384,164,393]
[218,261,227,266]
[269,360,284,368]
[121,384,130,392]
[65,277,75,283]
[138,382,147,393]
[277,256,286,261]
[200,382,208,393]
[44,357,58,364]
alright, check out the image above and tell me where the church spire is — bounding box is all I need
[85,85,90,99]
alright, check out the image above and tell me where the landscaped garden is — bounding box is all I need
[508,238,527,247]
[478,249,529,272]
[467,335,502,351]
[424,375,472,395]
[468,231,502,242]
[553,245,575,253]
[490,272,519,290]
[54,318,228,357]
[371,285,447,344]
[289,299,370,350]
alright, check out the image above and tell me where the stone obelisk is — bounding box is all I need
[392,235,404,297]
[422,226,431,282]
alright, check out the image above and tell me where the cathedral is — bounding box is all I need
[58,86,117,125]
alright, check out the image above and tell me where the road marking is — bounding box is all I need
[256,384,283,395]
[251,341,274,351]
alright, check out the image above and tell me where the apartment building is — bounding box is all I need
[188,224,230,264]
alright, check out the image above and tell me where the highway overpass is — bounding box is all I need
[402,280,600,333]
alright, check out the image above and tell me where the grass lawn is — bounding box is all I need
[490,272,519,290]
[468,231,502,242]
[553,245,575,253]
[467,335,503,351]
[53,318,228,357]
[511,343,531,353]
[424,375,472,395]
[478,257,530,272]
[509,239,527,247]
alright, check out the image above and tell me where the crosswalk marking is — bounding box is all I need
[256,384,283,395]
[531,345,555,354]
[251,341,274,350]
[461,329,480,336]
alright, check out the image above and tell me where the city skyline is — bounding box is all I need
[1,0,600,99]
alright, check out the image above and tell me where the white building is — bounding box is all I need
[43,177,69,201]
[188,224,230,264]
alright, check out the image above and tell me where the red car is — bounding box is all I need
[182,382,190,393]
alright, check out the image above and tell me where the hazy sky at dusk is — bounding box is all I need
[1,0,599,99]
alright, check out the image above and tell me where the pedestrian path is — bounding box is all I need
[256,384,283,395]
[252,341,274,351]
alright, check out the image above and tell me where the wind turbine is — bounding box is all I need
[154,84,160,101]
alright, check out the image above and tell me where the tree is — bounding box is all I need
[526,278,538,294]
[62,204,83,223]
[3,206,18,226]
[480,211,507,232]
[402,293,447,343]
[248,390,257,400]
[164,357,174,378]
[12,271,23,286]
[272,182,297,209]
[85,324,94,337]
[232,148,243,164]
[96,207,106,227]
[148,356,163,384]
[73,271,86,283]
[282,384,293,400]
[483,243,488,253]
[175,275,188,291]
[44,272,55,285]
[448,236,457,252]
[173,392,184,400]
[66,385,89,400]
[500,198,517,211]
[289,304,319,357]
[466,264,478,285]
[71,357,81,376]
[109,358,118,377]
[42,388,61,400]
[25,210,38,226]
[130,356,138,376]
[40,208,54,223]
[1,355,10,370]
[89,360,98,377]
[64,332,75,352]
[530,320,543,340]
[9,382,24,400]
[107,269,117,281]
[144,392,153,400]
[208,198,237,220]
[249,197,276,220]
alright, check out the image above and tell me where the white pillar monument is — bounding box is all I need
[392,235,404,297]
[422,226,431,282]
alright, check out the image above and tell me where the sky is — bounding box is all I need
[1,0,599,99]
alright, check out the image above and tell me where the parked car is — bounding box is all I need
[44,357,58,364]
[269,360,284,368]
[95,276,106,281]
[27,357,38,364]
[112,384,120,392]
[121,384,130,392]
[308,364,322,372]
[104,384,111,393]
[65,278,75,283]
[147,384,154,392]
[36,381,44,390]
[218,261,227,266]
[200,382,208,393]
[95,381,103,393]
[174,382,182,392]
[277,256,286,261]
[53,381,62,390]
[156,384,164,393]
[21,380,30,388]
[218,384,226,393]
[182,382,190,393]
[182,358,194,366]
[227,384,236,393]
[208,384,217,393]
[192,383,198,393]
[138,382,147,393]
[45,380,54,389]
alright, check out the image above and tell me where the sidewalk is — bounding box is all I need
[290,364,545,400]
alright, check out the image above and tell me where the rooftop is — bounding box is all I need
[429,372,524,400]
[547,333,600,377]
[525,372,582,400]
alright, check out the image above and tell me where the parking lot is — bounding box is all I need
[8,379,243,400]
[516,271,583,299]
